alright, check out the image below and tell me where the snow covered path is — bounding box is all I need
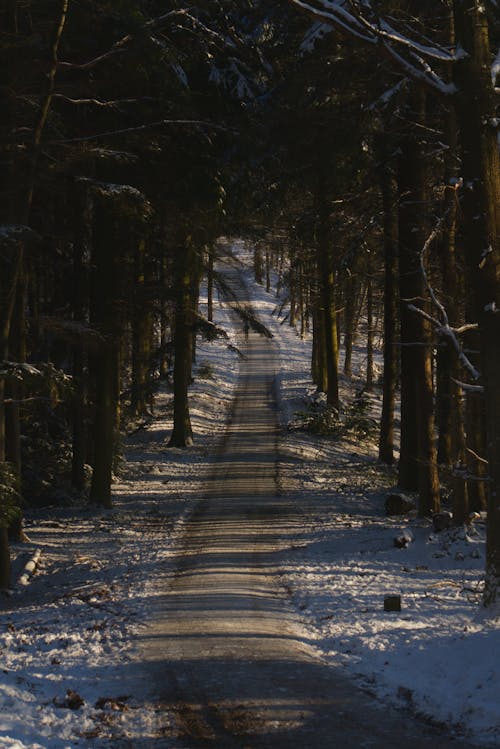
[1,252,496,747]
[135,269,480,749]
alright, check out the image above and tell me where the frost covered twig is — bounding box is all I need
[53,119,235,144]
[291,0,374,43]
[52,95,155,108]
[467,447,489,466]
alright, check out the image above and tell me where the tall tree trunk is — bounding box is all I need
[5,264,26,542]
[299,261,307,339]
[131,239,152,418]
[453,0,500,606]
[434,5,467,516]
[343,274,356,379]
[5,270,25,476]
[436,127,463,469]
[0,0,69,585]
[289,260,297,328]
[89,203,121,508]
[312,302,328,393]
[159,253,170,379]
[207,245,214,323]
[266,250,271,293]
[316,165,339,409]
[397,86,440,514]
[254,245,264,285]
[378,154,399,464]
[365,276,374,392]
[71,183,90,491]
[465,386,487,512]
[191,279,200,367]
[0,527,10,590]
[168,241,196,447]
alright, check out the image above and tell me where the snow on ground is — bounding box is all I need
[1,243,499,748]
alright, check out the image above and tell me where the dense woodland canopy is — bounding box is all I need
[1,1,500,607]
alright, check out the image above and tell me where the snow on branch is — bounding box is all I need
[289,0,461,95]
[0,225,40,245]
[367,79,406,111]
[381,41,456,96]
[300,22,334,54]
[76,177,145,200]
[75,178,152,217]
[0,361,42,384]
[374,18,463,63]
[290,0,375,43]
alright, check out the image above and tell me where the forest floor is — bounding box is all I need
[1,245,499,748]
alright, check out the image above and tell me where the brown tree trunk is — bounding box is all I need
[298,261,307,339]
[366,276,374,392]
[343,275,356,379]
[0,527,10,590]
[254,245,264,285]
[207,245,214,323]
[436,134,462,469]
[289,259,297,328]
[5,273,25,476]
[316,165,339,409]
[71,183,90,491]
[378,154,399,464]
[312,302,328,393]
[465,387,487,512]
[159,253,170,379]
[89,203,121,508]
[131,239,153,418]
[453,0,500,605]
[397,86,440,514]
[168,241,196,447]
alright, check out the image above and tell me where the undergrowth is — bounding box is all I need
[290,391,377,439]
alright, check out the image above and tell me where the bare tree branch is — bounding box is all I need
[57,9,232,72]
[52,95,155,108]
[51,119,236,145]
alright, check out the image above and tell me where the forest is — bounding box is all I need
[1,0,500,616]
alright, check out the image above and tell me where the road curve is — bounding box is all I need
[139,267,481,749]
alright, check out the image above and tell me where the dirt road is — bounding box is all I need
[139,273,480,748]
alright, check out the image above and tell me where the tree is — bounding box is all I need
[397,84,440,513]
[453,1,500,606]
[287,0,500,605]
[0,0,69,585]
[377,140,399,465]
